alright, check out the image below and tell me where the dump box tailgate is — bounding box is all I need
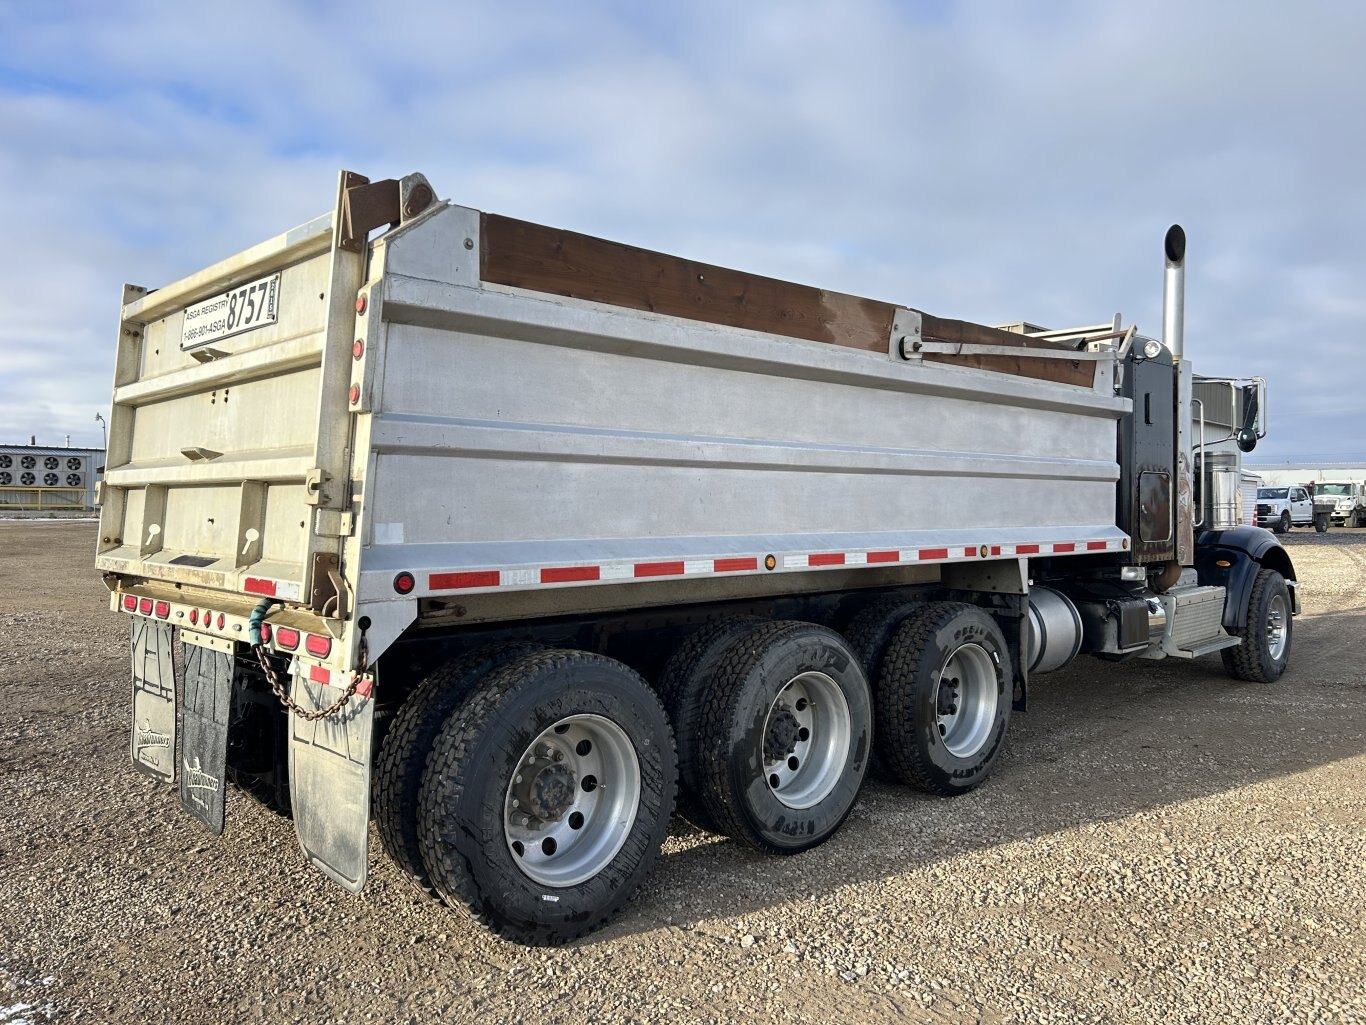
[96,204,362,604]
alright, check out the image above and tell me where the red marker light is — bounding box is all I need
[352,339,364,359]
[275,627,300,650]
[154,601,170,619]
[122,595,137,612]
[393,571,416,595]
[189,609,199,625]
[139,598,153,615]
[305,634,332,658]
[259,622,272,643]
[216,613,225,630]
[355,295,367,315]
[349,384,361,405]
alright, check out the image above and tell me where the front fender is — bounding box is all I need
[1194,526,1299,630]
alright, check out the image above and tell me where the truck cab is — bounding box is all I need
[1256,486,1313,532]
[1312,480,1366,527]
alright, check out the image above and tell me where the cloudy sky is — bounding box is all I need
[2,1,1362,463]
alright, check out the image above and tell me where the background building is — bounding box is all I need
[1245,462,1366,487]
[0,440,103,513]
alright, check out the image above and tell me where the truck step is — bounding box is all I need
[1155,584,1234,659]
[1172,634,1240,659]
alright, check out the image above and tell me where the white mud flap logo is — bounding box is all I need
[135,719,172,767]
[183,756,222,811]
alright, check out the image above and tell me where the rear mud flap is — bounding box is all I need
[130,619,176,782]
[179,640,235,835]
[289,671,374,893]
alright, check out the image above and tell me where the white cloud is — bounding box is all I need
[0,0,1363,462]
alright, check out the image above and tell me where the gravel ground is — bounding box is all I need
[1,521,1363,1025]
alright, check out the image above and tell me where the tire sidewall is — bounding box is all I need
[909,610,1011,792]
[721,627,871,852]
[444,662,673,938]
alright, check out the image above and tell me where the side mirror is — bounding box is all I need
[1235,427,1257,453]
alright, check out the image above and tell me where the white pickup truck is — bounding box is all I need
[1255,485,1314,532]
[1313,481,1366,527]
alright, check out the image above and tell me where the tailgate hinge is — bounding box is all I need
[336,171,436,253]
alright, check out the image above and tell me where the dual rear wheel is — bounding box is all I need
[377,601,1012,943]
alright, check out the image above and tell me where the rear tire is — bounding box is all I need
[875,602,1011,796]
[656,617,762,832]
[1221,568,1292,683]
[841,596,924,778]
[417,650,675,945]
[695,621,871,854]
[374,642,540,900]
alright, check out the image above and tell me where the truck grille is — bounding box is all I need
[1256,503,1271,516]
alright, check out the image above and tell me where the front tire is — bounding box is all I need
[875,603,1012,796]
[1221,568,1292,683]
[1277,511,1291,534]
[695,621,872,854]
[417,650,675,945]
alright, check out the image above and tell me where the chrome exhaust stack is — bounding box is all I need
[1164,223,1195,564]
[1163,224,1186,361]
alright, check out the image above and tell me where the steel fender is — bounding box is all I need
[1195,527,1298,630]
[288,671,375,893]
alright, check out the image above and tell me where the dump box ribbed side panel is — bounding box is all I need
[352,210,1130,610]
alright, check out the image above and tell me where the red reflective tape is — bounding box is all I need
[808,552,846,567]
[917,548,949,561]
[541,565,600,584]
[1087,540,1108,551]
[1016,544,1040,555]
[634,561,686,578]
[308,665,330,685]
[991,546,1002,556]
[867,550,900,563]
[1053,543,1076,554]
[355,676,373,698]
[244,577,277,597]
[431,570,500,590]
[714,557,758,573]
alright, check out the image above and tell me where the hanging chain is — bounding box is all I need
[252,643,360,721]
[248,598,369,721]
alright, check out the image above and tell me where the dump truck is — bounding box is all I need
[98,171,1297,945]
[1312,480,1366,527]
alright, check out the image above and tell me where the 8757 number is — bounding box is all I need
[226,278,276,332]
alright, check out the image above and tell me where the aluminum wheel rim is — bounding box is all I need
[761,671,851,810]
[934,643,998,759]
[503,713,641,888]
[1266,593,1288,660]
